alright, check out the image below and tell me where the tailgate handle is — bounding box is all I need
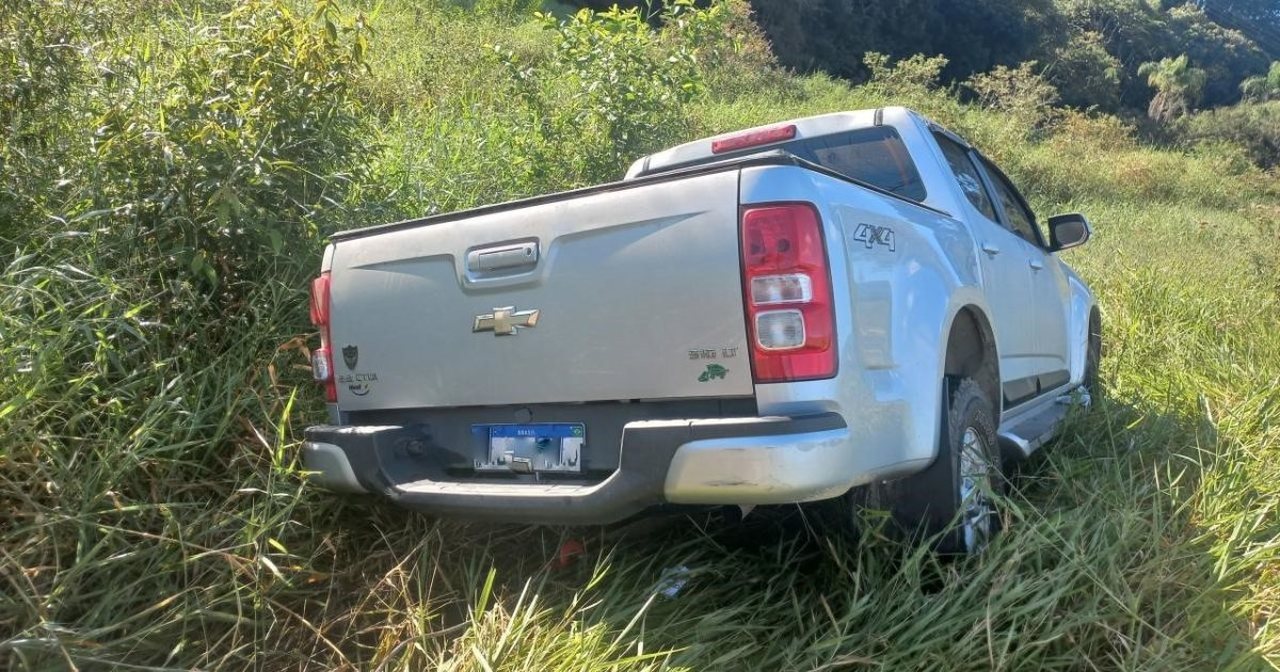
[467,242,539,273]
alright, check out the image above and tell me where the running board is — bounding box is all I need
[998,386,1089,458]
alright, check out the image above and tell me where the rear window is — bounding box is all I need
[667,126,928,202]
[787,127,927,202]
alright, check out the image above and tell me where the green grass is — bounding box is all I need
[2,0,1279,669]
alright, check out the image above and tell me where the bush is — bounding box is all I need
[496,0,730,184]
[1239,61,1280,102]
[88,0,372,295]
[2,3,377,663]
[1178,100,1280,168]
[684,0,790,102]
[965,61,1060,132]
[862,52,949,98]
[0,0,103,241]
[1045,30,1122,112]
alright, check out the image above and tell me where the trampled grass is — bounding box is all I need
[2,1,1278,670]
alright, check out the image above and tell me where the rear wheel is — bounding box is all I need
[880,377,1003,555]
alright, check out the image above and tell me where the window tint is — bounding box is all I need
[788,127,927,202]
[657,126,927,202]
[979,158,1040,245]
[933,134,997,221]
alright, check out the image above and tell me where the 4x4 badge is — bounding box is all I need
[342,345,358,370]
[852,223,896,251]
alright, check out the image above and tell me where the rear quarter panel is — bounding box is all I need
[739,164,990,484]
[1062,263,1097,386]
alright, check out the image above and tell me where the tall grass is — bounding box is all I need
[2,0,1278,669]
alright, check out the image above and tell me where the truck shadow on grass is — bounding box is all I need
[583,395,1271,670]
[312,395,1273,670]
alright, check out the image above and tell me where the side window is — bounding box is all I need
[979,158,1040,246]
[933,134,998,222]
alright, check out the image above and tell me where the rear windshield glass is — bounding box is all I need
[668,126,928,202]
[789,127,927,202]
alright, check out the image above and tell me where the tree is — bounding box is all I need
[1138,54,1207,121]
[1045,30,1122,111]
[1167,5,1269,107]
[1240,61,1280,101]
[1200,0,1280,59]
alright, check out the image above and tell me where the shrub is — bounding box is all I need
[862,52,949,98]
[1239,61,1280,102]
[494,0,730,185]
[1,2,379,666]
[0,0,103,242]
[1178,100,1280,168]
[965,61,1061,132]
[1045,30,1122,112]
[696,0,785,98]
[88,0,372,296]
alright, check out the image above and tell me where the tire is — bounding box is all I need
[879,377,1003,555]
[1083,310,1102,399]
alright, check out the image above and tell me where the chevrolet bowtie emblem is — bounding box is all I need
[473,306,539,336]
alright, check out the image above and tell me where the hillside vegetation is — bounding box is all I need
[2,0,1279,669]
[575,0,1280,124]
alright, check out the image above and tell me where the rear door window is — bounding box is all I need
[933,133,998,222]
[978,157,1042,246]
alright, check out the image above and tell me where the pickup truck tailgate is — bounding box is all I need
[327,170,753,410]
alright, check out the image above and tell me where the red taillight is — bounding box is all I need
[712,124,797,154]
[739,203,836,383]
[310,273,331,327]
[310,271,337,402]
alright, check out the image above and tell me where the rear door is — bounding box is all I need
[976,156,1071,389]
[326,170,754,410]
[933,134,1041,397]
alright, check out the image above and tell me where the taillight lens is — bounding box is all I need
[309,271,337,402]
[750,273,812,305]
[712,123,797,154]
[740,204,836,382]
[310,273,331,326]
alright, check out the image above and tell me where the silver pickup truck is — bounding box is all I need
[303,107,1100,554]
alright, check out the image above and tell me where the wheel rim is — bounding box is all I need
[959,426,994,554]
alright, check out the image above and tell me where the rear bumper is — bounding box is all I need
[302,413,850,525]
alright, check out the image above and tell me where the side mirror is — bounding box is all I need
[1047,213,1091,252]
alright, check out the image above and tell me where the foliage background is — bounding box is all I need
[1,0,1278,669]
[655,0,1277,114]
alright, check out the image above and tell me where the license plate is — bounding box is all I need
[473,423,584,474]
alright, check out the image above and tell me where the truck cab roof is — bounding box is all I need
[627,107,965,216]
[628,107,954,177]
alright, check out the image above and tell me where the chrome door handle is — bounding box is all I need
[466,241,539,274]
[1028,259,1044,271]
[981,242,1001,256]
